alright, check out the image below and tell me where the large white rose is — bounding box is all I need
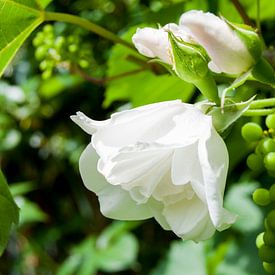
[179,10,254,75]
[71,100,236,241]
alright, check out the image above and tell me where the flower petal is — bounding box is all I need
[79,143,152,220]
[180,10,253,74]
[198,129,237,230]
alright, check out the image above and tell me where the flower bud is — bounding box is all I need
[180,10,257,75]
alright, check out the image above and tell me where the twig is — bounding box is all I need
[230,0,254,26]
[72,66,146,85]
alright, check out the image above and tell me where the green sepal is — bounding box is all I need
[207,96,255,133]
[223,18,262,63]
[251,58,275,86]
[168,32,219,104]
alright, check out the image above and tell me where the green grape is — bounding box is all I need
[33,32,44,47]
[263,262,275,274]
[256,232,265,248]
[42,69,52,80]
[261,138,275,154]
[79,59,89,68]
[35,46,48,61]
[266,210,275,231]
[270,184,275,202]
[68,44,78,53]
[246,153,263,171]
[264,231,275,247]
[55,36,66,50]
[264,153,275,171]
[253,188,271,206]
[43,24,53,34]
[259,245,275,262]
[266,114,275,129]
[241,122,263,142]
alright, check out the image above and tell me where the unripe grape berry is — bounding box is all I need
[263,262,275,274]
[43,24,53,34]
[264,153,275,171]
[79,59,89,68]
[241,122,263,142]
[33,32,44,47]
[42,69,52,80]
[259,245,275,262]
[253,188,271,206]
[55,36,66,50]
[266,114,275,129]
[256,232,265,248]
[261,138,275,154]
[264,231,275,247]
[266,210,275,231]
[270,184,275,202]
[35,46,48,61]
[68,44,78,53]
[246,153,263,171]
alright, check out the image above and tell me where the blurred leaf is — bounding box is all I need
[97,233,138,272]
[0,0,44,77]
[225,181,263,233]
[10,182,35,197]
[105,25,194,107]
[151,240,207,275]
[0,170,19,255]
[39,74,83,99]
[39,0,52,8]
[16,197,47,225]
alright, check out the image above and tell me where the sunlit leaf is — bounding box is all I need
[0,0,44,77]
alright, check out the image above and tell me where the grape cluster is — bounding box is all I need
[242,114,275,175]
[255,184,275,273]
[33,24,93,79]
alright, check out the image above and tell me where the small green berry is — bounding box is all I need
[79,59,89,68]
[43,24,53,34]
[266,114,275,129]
[256,232,265,248]
[55,36,66,49]
[263,262,275,274]
[35,46,48,61]
[246,153,263,171]
[68,44,78,53]
[259,245,275,263]
[253,188,271,206]
[270,184,275,202]
[241,122,263,142]
[42,69,52,79]
[266,210,275,231]
[264,152,275,171]
[264,230,275,247]
[261,138,275,154]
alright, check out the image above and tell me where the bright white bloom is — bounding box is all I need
[71,100,236,241]
[132,23,192,65]
[179,10,254,75]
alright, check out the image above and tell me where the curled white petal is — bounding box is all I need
[180,10,254,75]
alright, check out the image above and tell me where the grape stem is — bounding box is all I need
[230,0,254,27]
[244,108,275,116]
[250,98,275,109]
[44,12,135,50]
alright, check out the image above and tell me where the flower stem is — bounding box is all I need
[44,12,135,50]
[230,0,254,27]
[244,108,275,116]
[250,98,275,109]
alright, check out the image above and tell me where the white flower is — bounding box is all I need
[132,23,192,65]
[71,100,236,241]
[179,10,254,75]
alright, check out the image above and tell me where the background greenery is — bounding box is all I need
[0,0,275,274]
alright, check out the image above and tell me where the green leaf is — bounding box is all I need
[39,0,52,8]
[251,58,275,86]
[209,96,255,133]
[225,181,263,233]
[0,170,19,255]
[151,240,207,275]
[105,25,194,108]
[0,0,44,77]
